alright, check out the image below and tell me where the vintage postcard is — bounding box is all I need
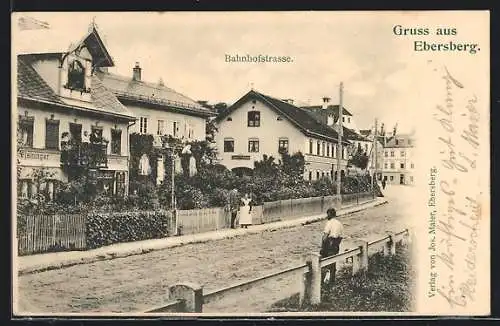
[11,11,490,317]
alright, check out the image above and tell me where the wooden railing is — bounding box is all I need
[144,229,410,313]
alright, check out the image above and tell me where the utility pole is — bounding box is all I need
[336,82,343,201]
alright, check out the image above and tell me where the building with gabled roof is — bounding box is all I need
[381,132,416,185]
[215,89,351,181]
[15,21,135,200]
[96,63,215,147]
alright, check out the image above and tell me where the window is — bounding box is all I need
[316,141,320,155]
[248,111,261,127]
[395,139,399,145]
[309,139,313,154]
[69,123,82,143]
[45,119,59,150]
[364,144,368,153]
[173,121,179,137]
[308,171,312,181]
[224,138,234,152]
[390,176,394,181]
[401,151,405,157]
[348,117,351,123]
[384,163,388,169]
[411,163,415,169]
[410,176,414,182]
[278,138,289,154]
[19,117,34,148]
[342,117,345,122]
[157,120,165,135]
[316,171,320,180]
[140,117,148,134]
[326,144,330,157]
[322,172,325,178]
[67,60,86,90]
[248,139,259,152]
[390,151,394,157]
[390,163,395,169]
[400,163,405,169]
[322,142,325,156]
[384,151,388,157]
[111,129,122,155]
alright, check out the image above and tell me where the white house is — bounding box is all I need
[381,133,416,185]
[15,22,135,199]
[302,98,374,171]
[215,90,350,181]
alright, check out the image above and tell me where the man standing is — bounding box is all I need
[228,189,240,229]
[320,208,344,285]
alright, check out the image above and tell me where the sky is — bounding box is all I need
[13,11,473,134]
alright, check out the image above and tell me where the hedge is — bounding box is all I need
[85,210,173,249]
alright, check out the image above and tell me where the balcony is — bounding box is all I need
[60,142,108,169]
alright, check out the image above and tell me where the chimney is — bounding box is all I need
[322,97,331,109]
[133,62,141,81]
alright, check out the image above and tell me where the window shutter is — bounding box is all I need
[45,121,59,150]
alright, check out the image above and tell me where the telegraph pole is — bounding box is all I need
[336,82,343,200]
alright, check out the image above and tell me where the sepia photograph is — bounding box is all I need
[11,11,490,316]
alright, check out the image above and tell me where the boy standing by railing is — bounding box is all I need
[320,208,344,285]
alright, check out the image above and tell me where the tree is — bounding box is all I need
[213,102,229,116]
[280,152,305,178]
[348,147,369,170]
[254,154,279,176]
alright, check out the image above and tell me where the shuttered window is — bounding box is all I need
[111,129,122,155]
[45,120,60,150]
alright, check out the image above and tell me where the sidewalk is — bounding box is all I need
[17,198,387,275]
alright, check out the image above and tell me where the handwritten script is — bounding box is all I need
[430,64,482,309]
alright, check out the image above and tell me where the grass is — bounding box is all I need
[268,243,415,312]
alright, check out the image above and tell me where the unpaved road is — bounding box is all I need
[17,185,413,314]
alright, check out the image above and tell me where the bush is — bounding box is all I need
[85,210,172,249]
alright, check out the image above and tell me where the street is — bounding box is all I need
[17,185,413,314]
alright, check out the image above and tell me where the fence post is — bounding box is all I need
[169,283,203,312]
[300,252,321,306]
[352,240,369,275]
[383,233,396,256]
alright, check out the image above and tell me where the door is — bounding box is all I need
[400,174,405,185]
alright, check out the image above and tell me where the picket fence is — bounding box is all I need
[17,191,376,255]
[17,214,86,255]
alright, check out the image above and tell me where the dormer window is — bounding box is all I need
[67,60,86,91]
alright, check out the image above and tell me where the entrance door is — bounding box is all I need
[400,174,405,184]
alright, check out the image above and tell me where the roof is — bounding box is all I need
[217,90,350,144]
[301,105,353,117]
[17,57,63,104]
[95,71,215,118]
[17,57,134,120]
[385,134,415,148]
[359,129,372,137]
[343,127,369,142]
[15,24,114,67]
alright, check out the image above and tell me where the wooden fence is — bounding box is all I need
[17,191,376,255]
[176,208,231,235]
[17,214,86,256]
[144,229,410,313]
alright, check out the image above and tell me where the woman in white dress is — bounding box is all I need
[239,193,253,228]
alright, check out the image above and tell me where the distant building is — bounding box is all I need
[381,133,416,185]
[16,23,135,199]
[215,90,350,181]
[302,98,374,174]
